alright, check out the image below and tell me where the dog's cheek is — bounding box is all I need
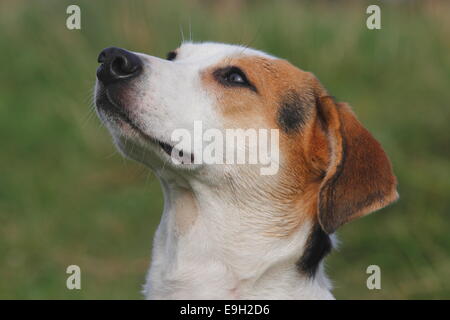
[277,90,309,134]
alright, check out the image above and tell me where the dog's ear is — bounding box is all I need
[315,96,398,234]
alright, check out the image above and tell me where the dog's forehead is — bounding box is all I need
[176,42,276,65]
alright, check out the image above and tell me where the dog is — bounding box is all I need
[94,42,398,299]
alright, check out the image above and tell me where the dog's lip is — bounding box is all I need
[95,88,130,122]
[96,89,193,162]
[96,90,162,145]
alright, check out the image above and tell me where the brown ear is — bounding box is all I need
[316,96,398,234]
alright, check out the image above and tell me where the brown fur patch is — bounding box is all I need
[201,55,397,237]
[317,98,398,234]
[201,56,327,236]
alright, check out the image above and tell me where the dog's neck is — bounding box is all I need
[143,173,334,300]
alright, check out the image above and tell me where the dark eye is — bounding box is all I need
[223,67,248,85]
[213,66,257,92]
[166,51,177,61]
[226,72,245,84]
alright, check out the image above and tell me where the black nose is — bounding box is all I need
[96,47,143,85]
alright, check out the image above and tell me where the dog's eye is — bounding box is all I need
[224,67,248,85]
[214,66,257,92]
[226,71,245,84]
[166,51,177,61]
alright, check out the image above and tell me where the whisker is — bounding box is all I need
[189,17,193,42]
[179,23,185,43]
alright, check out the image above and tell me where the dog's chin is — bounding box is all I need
[95,88,196,170]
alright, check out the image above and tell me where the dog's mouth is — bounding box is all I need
[96,89,194,163]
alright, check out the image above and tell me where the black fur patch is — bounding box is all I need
[277,91,307,133]
[296,223,332,278]
[166,51,177,61]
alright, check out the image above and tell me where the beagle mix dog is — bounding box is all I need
[94,42,398,299]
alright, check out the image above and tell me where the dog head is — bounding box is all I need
[94,42,398,236]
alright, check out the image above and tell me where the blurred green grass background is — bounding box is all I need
[0,0,449,299]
